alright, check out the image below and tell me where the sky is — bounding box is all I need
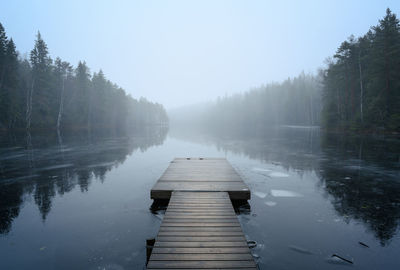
[1,0,399,109]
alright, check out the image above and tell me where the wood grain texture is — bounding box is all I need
[147,191,256,269]
[150,158,250,200]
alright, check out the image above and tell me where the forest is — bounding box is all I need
[171,9,400,134]
[0,25,168,133]
[205,72,321,133]
[170,72,322,135]
[1,9,399,135]
[322,8,400,131]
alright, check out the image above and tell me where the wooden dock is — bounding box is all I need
[151,158,250,200]
[147,158,256,269]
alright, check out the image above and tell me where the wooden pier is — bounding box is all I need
[151,158,250,200]
[148,158,256,269]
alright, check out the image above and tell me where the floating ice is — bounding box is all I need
[3,174,40,182]
[288,245,313,255]
[253,191,267,199]
[252,167,272,172]
[271,189,303,197]
[269,172,290,177]
[265,201,277,206]
[0,153,26,161]
[87,162,116,168]
[37,164,74,171]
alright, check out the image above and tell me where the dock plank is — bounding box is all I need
[150,158,250,200]
[147,260,257,269]
[154,241,249,248]
[150,253,254,261]
[152,247,251,254]
[147,191,255,269]
[148,158,255,269]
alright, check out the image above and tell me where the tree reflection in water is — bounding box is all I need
[0,126,168,234]
[171,126,400,245]
[319,133,400,246]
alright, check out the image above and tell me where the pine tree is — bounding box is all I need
[54,57,72,131]
[322,9,400,131]
[0,23,169,131]
[74,61,91,128]
[3,39,19,128]
[0,23,8,128]
[29,32,54,128]
[369,8,400,129]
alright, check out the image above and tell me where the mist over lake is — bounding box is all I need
[0,127,399,269]
[1,1,400,269]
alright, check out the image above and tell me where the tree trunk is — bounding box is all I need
[57,77,65,131]
[358,50,364,123]
[26,79,34,130]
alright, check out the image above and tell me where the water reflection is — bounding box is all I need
[170,126,321,173]
[0,127,168,234]
[319,133,400,246]
[170,127,400,245]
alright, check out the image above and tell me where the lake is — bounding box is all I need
[0,127,399,269]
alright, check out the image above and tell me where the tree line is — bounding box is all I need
[322,8,400,131]
[0,25,168,133]
[170,72,322,135]
[171,8,400,134]
[207,72,321,134]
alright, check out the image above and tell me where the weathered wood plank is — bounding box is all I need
[152,247,251,254]
[165,211,236,214]
[147,268,257,270]
[169,199,231,203]
[159,227,243,232]
[152,182,249,190]
[163,216,238,220]
[168,204,232,210]
[154,241,249,248]
[150,253,254,261]
[161,223,240,227]
[157,231,244,237]
[147,260,257,268]
[148,176,255,269]
[167,203,233,206]
[150,158,250,200]
[156,236,246,242]
[162,219,239,223]
[164,213,236,217]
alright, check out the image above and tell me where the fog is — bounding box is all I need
[1,2,400,269]
[169,72,322,134]
[1,0,397,109]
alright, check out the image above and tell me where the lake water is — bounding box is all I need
[0,127,399,269]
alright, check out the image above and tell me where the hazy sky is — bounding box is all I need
[1,0,399,108]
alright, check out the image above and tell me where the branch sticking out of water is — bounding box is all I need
[332,254,354,264]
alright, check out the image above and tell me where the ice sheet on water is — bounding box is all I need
[288,245,313,255]
[154,214,163,221]
[86,162,116,168]
[253,191,267,198]
[345,165,361,171]
[0,153,26,161]
[269,172,290,177]
[264,201,277,206]
[271,189,303,197]
[36,164,74,171]
[2,174,40,183]
[252,167,272,172]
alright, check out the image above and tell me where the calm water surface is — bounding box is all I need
[0,127,399,269]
